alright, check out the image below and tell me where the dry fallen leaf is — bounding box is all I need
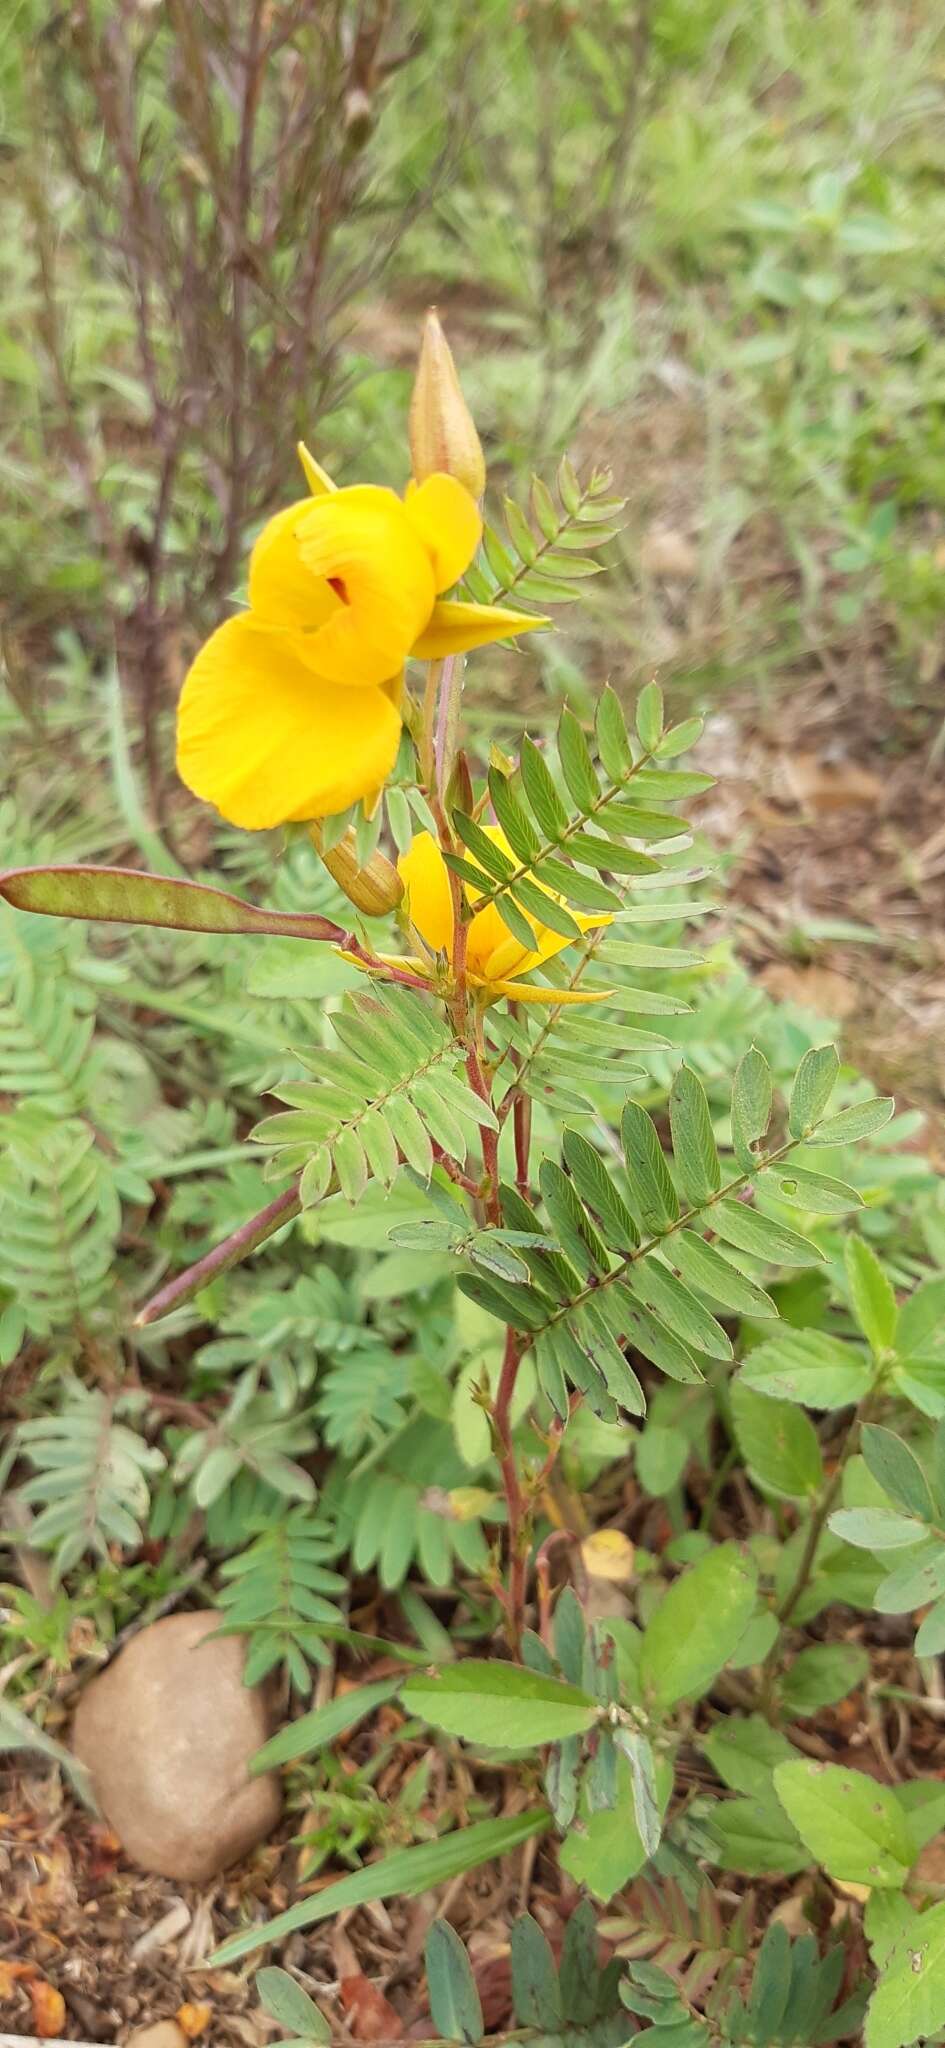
[0,1959,36,1997]
[334,1927,400,2043]
[581,1528,635,1582]
[176,2000,213,2037]
[339,1974,402,2042]
[28,1978,67,2038]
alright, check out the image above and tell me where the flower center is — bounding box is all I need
[328,575,350,605]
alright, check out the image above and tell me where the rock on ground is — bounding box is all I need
[73,1610,281,1884]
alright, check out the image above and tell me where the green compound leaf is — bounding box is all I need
[401,1660,599,1747]
[773,1760,913,1889]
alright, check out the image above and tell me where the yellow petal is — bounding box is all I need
[339,949,430,978]
[296,486,434,687]
[403,474,482,592]
[411,600,550,661]
[398,829,454,954]
[483,978,613,1006]
[248,501,341,631]
[176,615,401,830]
[296,441,336,495]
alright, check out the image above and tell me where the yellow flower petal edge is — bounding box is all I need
[403,475,482,593]
[411,599,550,661]
[397,828,611,996]
[176,616,401,829]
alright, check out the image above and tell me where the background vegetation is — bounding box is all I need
[1,1,945,2044]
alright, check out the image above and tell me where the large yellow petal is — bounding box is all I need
[411,600,550,661]
[404,475,482,593]
[479,978,613,1006]
[296,486,434,688]
[176,615,401,830]
[398,830,454,954]
[248,501,341,632]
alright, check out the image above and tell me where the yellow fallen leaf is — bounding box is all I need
[581,1528,635,1583]
[177,2003,213,2038]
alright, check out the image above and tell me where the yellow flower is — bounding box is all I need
[396,828,611,1004]
[176,449,546,830]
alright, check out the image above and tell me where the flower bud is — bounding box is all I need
[309,824,404,917]
[409,309,486,502]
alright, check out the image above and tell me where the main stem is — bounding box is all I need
[426,654,531,1653]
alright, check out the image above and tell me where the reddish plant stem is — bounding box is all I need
[493,1326,528,1652]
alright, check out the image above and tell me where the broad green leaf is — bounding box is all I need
[915,1593,945,1656]
[613,1727,662,1857]
[669,1064,721,1206]
[559,1897,602,2025]
[846,1240,898,1358]
[520,736,570,840]
[596,685,634,781]
[562,1128,638,1252]
[789,1045,839,1138]
[828,1508,928,1552]
[401,1660,599,1746]
[560,1753,673,1899]
[712,1199,825,1268]
[738,1327,872,1409]
[621,1102,679,1232]
[731,1382,823,1499]
[865,1900,945,2048]
[553,1586,586,1686]
[815,1099,895,1145]
[773,1760,913,1888]
[251,1678,401,1772]
[510,1914,563,2030]
[765,1164,863,1214]
[636,1421,689,1496]
[701,1714,799,1799]
[875,1543,945,1615]
[897,1277,945,1361]
[671,1230,777,1319]
[897,1780,945,1858]
[861,1424,934,1521]
[256,1970,330,2042]
[781,1643,868,1715]
[629,1259,731,1361]
[640,1543,758,1710]
[636,680,664,751]
[709,1794,809,1877]
[210,1811,550,1961]
[0,865,345,942]
[558,706,601,814]
[425,1921,485,2044]
[731,1046,773,1173]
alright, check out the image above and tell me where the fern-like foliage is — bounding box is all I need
[458,1049,893,1419]
[446,682,709,960]
[621,1923,865,2046]
[322,1417,493,1591]
[604,1876,753,2006]
[0,907,96,1114]
[417,1907,863,2048]
[15,1381,165,1575]
[171,1373,318,1508]
[464,458,625,611]
[252,982,497,1205]
[425,1898,628,2048]
[215,1509,346,1689]
[0,1106,122,1347]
